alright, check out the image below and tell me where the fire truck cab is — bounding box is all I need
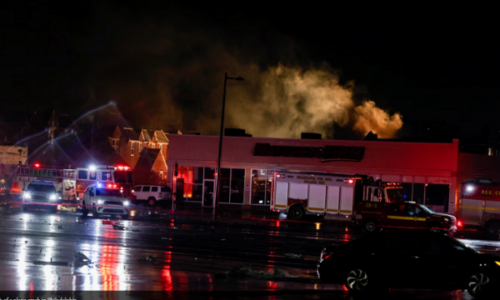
[270,171,404,220]
[460,179,500,238]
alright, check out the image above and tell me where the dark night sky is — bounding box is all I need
[1,1,498,141]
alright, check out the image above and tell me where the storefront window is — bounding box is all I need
[251,169,274,205]
[219,168,231,203]
[204,168,215,179]
[426,184,449,212]
[231,169,245,204]
[193,167,204,184]
[252,169,267,205]
[414,183,425,204]
[401,183,412,201]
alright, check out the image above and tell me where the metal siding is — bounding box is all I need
[414,176,426,183]
[289,183,308,200]
[402,176,413,183]
[461,199,484,225]
[275,182,288,207]
[484,200,500,214]
[326,186,340,214]
[308,184,326,212]
[339,186,354,215]
[381,175,401,182]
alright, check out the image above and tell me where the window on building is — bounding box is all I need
[139,143,143,153]
[78,170,88,180]
[131,142,136,156]
[219,168,231,203]
[204,167,215,179]
[151,143,155,149]
[425,184,449,212]
[414,183,425,204]
[251,170,273,205]
[252,169,267,205]
[218,168,245,204]
[401,183,413,201]
[231,169,245,203]
[175,166,205,202]
[159,171,163,180]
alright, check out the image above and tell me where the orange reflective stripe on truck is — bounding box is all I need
[387,215,426,221]
[307,207,325,211]
[275,204,287,209]
[460,205,483,210]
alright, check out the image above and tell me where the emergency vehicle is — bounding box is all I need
[460,179,500,238]
[10,163,76,200]
[11,163,134,202]
[80,182,130,218]
[352,201,459,233]
[270,171,405,220]
[75,165,133,200]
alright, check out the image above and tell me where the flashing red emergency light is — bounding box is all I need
[115,165,130,171]
[34,163,41,168]
[344,179,353,184]
[107,184,112,188]
[113,184,117,188]
[457,220,463,228]
[277,174,281,178]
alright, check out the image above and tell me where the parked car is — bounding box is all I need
[317,231,500,297]
[132,185,172,206]
[22,180,61,213]
[81,183,130,218]
[352,201,460,233]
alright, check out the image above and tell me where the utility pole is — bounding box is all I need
[214,73,244,218]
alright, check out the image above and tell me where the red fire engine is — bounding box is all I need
[11,163,134,201]
[75,165,134,199]
[460,179,500,238]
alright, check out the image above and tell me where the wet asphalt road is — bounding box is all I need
[0,205,499,300]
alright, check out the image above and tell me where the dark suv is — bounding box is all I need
[318,231,500,297]
[22,180,61,213]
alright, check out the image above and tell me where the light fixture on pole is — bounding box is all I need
[214,72,244,218]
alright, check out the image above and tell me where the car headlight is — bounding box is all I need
[123,200,130,206]
[97,200,104,205]
[496,261,500,266]
[23,192,31,199]
[49,194,57,200]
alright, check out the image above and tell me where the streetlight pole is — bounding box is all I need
[214,72,244,218]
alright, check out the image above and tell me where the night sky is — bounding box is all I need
[1,1,498,142]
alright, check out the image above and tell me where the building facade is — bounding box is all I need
[109,126,169,183]
[166,135,460,214]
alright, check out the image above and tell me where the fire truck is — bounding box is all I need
[74,165,134,199]
[270,171,404,220]
[10,163,76,201]
[11,163,134,202]
[460,179,500,238]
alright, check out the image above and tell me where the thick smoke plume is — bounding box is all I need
[85,6,403,139]
[225,64,403,139]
